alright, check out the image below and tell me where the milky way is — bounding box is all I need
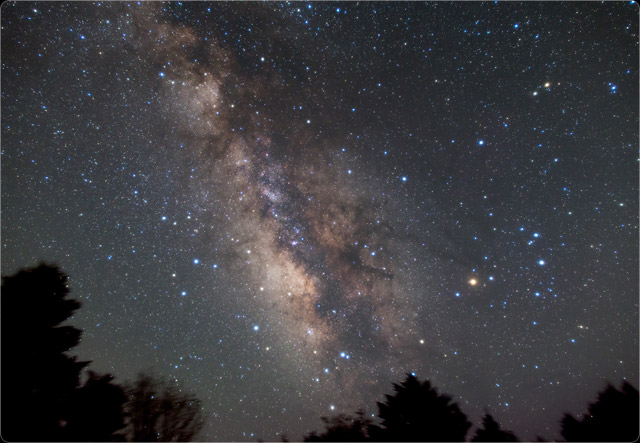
[2,2,638,441]
[125,2,419,389]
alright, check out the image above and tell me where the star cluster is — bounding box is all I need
[2,2,638,441]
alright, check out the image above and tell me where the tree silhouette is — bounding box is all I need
[1,263,126,441]
[471,414,518,442]
[65,371,128,441]
[124,373,205,442]
[303,374,471,442]
[304,410,372,441]
[560,381,639,442]
[371,374,471,441]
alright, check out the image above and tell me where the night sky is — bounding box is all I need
[2,1,638,441]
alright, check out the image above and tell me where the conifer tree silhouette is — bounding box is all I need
[471,414,518,442]
[65,371,128,441]
[1,263,126,441]
[372,374,471,441]
[304,374,471,441]
[560,381,639,442]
